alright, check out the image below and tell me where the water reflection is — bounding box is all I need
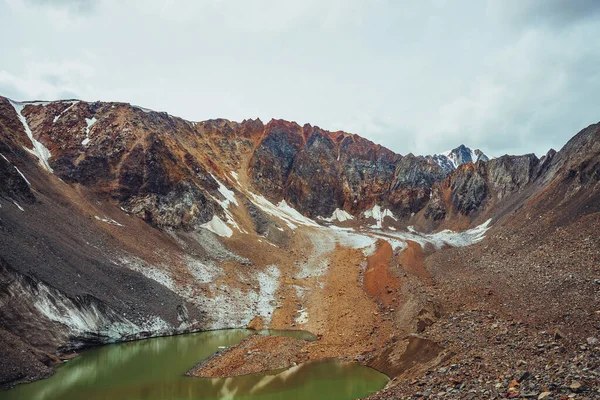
[1,330,387,400]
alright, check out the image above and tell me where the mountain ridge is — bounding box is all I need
[2,98,499,163]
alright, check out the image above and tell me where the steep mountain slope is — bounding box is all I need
[369,123,600,399]
[0,96,598,398]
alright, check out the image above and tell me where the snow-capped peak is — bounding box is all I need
[429,145,489,174]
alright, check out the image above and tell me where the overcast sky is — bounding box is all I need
[1,0,599,157]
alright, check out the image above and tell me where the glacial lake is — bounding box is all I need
[1,329,388,400]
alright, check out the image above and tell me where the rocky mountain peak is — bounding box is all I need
[426,144,490,175]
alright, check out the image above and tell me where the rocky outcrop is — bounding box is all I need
[337,134,399,213]
[487,154,539,200]
[1,99,249,231]
[286,129,344,217]
[0,153,35,205]
[187,335,311,378]
[388,154,444,218]
[249,119,307,201]
[248,120,401,217]
[248,119,443,219]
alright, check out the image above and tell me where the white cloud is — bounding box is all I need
[414,22,600,156]
[6,0,94,28]
[489,0,600,29]
[128,0,368,28]
[0,59,96,101]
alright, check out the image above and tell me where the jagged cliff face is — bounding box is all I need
[1,96,557,229]
[249,120,402,218]
[0,95,598,388]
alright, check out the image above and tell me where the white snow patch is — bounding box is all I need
[12,200,24,212]
[255,264,280,325]
[24,278,172,340]
[229,171,240,185]
[424,218,492,248]
[295,308,308,325]
[9,100,53,172]
[201,287,253,329]
[95,215,124,227]
[277,200,320,228]
[81,117,96,146]
[1,153,31,185]
[296,230,334,282]
[213,174,238,206]
[330,226,376,249]
[367,218,492,250]
[201,215,233,237]
[363,205,397,229]
[199,262,279,330]
[186,257,223,283]
[319,208,354,222]
[14,166,30,185]
[132,105,153,113]
[119,256,176,291]
[53,100,79,123]
[34,284,132,337]
[361,242,378,257]
[208,174,241,232]
[470,149,478,163]
[248,192,320,230]
[293,284,307,299]
[440,149,463,169]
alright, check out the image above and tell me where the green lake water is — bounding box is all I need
[1,329,388,400]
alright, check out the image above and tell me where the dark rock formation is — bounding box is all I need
[286,130,344,217]
[487,154,539,200]
[0,154,35,205]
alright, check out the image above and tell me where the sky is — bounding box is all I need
[1,0,599,157]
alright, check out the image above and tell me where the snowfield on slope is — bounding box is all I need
[230,178,491,252]
[248,192,320,230]
[8,273,174,342]
[202,175,242,237]
[201,215,233,237]
[365,218,492,250]
[363,204,397,229]
[9,100,53,172]
[82,116,97,146]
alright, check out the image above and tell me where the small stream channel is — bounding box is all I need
[0,329,388,400]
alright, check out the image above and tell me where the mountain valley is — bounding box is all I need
[0,96,598,399]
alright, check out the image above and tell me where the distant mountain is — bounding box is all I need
[426,144,490,174]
